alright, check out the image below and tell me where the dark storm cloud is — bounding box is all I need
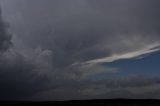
[0,7,53,100]
[33,75,160,100]
[0,53,45,100]
[0,0,160,100]
[24,0,160,65]
[0,8,11,52]
[3,0,159,65]
[0,49,54,100]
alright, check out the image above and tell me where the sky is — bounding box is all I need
[0,0,160,101]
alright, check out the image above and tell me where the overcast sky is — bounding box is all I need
[0,0,160,101]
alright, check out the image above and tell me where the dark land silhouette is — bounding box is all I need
[1,99,160,106]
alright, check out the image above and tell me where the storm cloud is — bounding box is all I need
[0,8,11,52]
[0,0,160,100]
[2,0,160,65]
[0,6,53,100]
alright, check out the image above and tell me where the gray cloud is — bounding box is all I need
[33,75,160,101]
[0,0,160,100]
[1,0,160,55]
[0,8,12,52]
[0,9,53,100]
[2,0,159,65]
[0,48,54,100]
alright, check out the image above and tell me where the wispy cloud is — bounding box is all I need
[85,43,160,64]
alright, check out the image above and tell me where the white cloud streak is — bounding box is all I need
[85,43,160,64]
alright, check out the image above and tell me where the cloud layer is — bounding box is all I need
[0,8,12,52]
[0,0,160,100]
